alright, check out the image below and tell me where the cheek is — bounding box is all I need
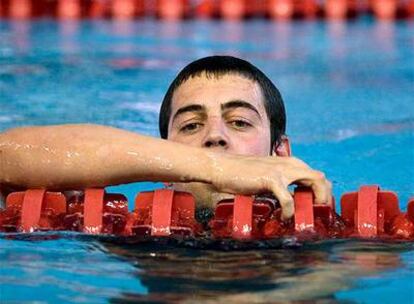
[168,132,203,146]
[230,133,271,156]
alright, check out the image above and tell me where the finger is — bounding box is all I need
[309,174,330,205]
[267,156,310,170]
[271,183,295,220]
[326,180,334,208]
[287,168,329,205]
[288,156,311,169]
[311,182,329,205]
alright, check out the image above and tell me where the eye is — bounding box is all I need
[179,122,203,133]
[228,120,252,129]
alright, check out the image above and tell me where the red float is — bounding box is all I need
[127,189,200,236]
[111,0,144,19]
[89,0,108,18]
[220,0,246,20]
[0,0,412,20]
[156,0,188,20]
[324,0,356,19]
[1,185,413,241]
[371,0,398,20]
[57,0,81,19]
[295,0,319,18]
[390,213,414,239]
[245,0,266,18]
[83,189,105,234]
[3,190,66,232]
[64,189,129,234]
[341,185,401,238]
[194,0,217,19]
[9,0,32,19]
[209,195,281,239]
[294,188,315,232]
[407,0,414,17]
[407,198,414,223]
[209,189,341,239]
[267,0,295,20]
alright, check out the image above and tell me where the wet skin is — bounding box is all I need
[168,73,275,207]
[168,73,272,156]
[168,73,331,215]
[0,75,331,218]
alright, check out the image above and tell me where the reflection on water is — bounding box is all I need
[1,233,413,303]
[100,237,412,303]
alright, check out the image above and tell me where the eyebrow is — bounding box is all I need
[172,104,206,123]
[221,100,261,118]
[171,100,261,124]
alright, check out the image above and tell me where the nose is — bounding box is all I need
[202,119,229,149]
[204,137,227,148]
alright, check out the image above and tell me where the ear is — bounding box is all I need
[272,135,291,157]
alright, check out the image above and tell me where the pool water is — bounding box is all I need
[0,18,413,303]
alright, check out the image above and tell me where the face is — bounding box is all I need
[167,73,272,156]
[166,73,273,208]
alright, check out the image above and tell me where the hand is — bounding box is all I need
[209,153,332,220]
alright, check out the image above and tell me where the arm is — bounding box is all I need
[0,124,213,189]
[0,124,331,218]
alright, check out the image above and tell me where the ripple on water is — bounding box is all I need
[1,232,413,303]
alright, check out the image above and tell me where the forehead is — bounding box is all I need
[170,73,266,114]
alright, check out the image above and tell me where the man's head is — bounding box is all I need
[159,55,289,156]
[158,56,290,207]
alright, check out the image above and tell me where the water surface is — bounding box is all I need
[0,19,413,303]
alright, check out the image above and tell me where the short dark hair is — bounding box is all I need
[158,55,286,149]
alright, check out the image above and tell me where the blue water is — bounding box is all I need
[0,19,413,303]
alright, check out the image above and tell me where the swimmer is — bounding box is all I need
[0,56,332,219]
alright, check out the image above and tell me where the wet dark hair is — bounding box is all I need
[159,55,286,149]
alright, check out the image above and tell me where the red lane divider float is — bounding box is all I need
[268,0,295,20]
[57,0,81,19]
[371,0,398,20]
[0,0,413,20]
[9,0,31,19]
[126,189,201,237]
[340,185,406,238]
[409,0,414,17]
[1,185,413,240]
[220,0,245,20]
[89,0,106,19]
[157,0,188,20]
[3,190,66,232]
[194,0,217,19]
[111,0,137,20]
[64,189,129,234]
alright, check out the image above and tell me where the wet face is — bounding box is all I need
[166,73,272,207]
[167,73,271,156]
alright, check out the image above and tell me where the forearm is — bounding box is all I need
[0,124,213,190]
[0,124,332,218]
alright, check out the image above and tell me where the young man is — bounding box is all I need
[0,56,331,219]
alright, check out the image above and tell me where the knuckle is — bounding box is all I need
[327,180,333,190]
[289,156,302,166]
[280,198,293,208]
[314,170,326,181]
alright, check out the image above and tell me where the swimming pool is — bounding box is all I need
[0,18,413,303]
